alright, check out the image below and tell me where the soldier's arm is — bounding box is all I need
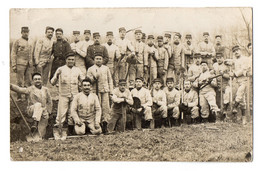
[210,78,218,87]
[188,91,198,107]
[70,95,81,123]
[86,68,95,83]
[126,90,134,105]
[143,89,153,108]
[222,66,230,79]
[76,42,87,58]
[209,43,216,56]
[127,40,135,55]
[10,84,29,94]
[103,47,109,65]
[65,41,72,54]
[86,46,95,67]
[143,46,149,67]
[164,49,169,71]
[107,67,113,93]
[50,68,61,85]
[94,94,102,125]
[34,39,43,65]
[78,69,85,82]
[46,88,53,114]
[157,91,167,106]
[11,40,18,68]
[111,89,124,103]
[115,46,121,60]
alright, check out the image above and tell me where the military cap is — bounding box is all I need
[82,77,92,84]
[193,53,201,58]
[157,36,164,41]
[164,33,171,38]
[135,77,144,82]
[153,78,163,84]
[135,29,142,34]
[118,79,127,85]
[73,31,80,35]
[216,53,223,58]
[119,27,126,32]
[185,34,192,38]
[215,35,222,39]
[45,26,54,32]
[55,28,63,33]
[200,60,208,65]
[106,31,113,36]
[166,77,174,83]
[175,32,182,39]
[84,30,91,34]
[93,32,100,38]
[142,33,146,38]
[232,45,240,52]
[94,52,103,57]
[147,35,154,39]
[203,32,209,36]
[31,72,41,79]
[65,51,75,59]
[21,27,29,32]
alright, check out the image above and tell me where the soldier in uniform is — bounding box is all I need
[163,33,172,59]
[129,30,146,88]
[50,28,71,81]
[214,35,228,60]
[107,79,133,133]
[150,78,168,128]
[130,77,153,129]
[50,52,85,134]
[163,77,180,126]
[34,26,54,86]
[197,32,215,70]
[193,61,220,123]
[87,53,113,133]
[11,26,33,101]
[142,33,146,43]
[70,31,88,76]
[187,53,202,82]
[183,34,195,69]
[246,43,253,115]
[143,35,158,87]
[83,30,94,49]
[70,78,102,135]
[86,32,109,70]
[156,36,169,86]
[102,31,120,86]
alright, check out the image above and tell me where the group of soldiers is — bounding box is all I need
[10,26,253,140]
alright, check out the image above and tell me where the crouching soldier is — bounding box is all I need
[10,73,53,139]
[163,77,181,126]
[87,53,113,133]
[179,80,200,124]
[150,78,168,128]
[193,61,220,123]
[107,79,133,133]
[130,77,153,130]
[70,78,102,135]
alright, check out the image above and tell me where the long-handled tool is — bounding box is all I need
[220,76,223,120]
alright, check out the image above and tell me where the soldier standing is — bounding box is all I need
[187,53,202,82]
[214,35,228,60]
[142,33,146,43]
[183,34,195,69]
[34,26,54,86]
[11,26,33,101]
[163,33,172,59]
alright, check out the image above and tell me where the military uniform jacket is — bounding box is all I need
[157,46,169,70]
[52,39,71,60]
[70,41,87,67]
[193,70,217,94]
[183,43,195,56]
[132,40,146,64]
[233,55,248,82]
[144,45,158,68]
[215,44,228,59]
[164,43,172,59]
[150,89,167,106]
[102,43,120,68]
[187,64,202,82]
[171,43,184,67]
[115,38,135,56]
[197,41,215,57]
[71,92,101,124]
[131,87,152,108]
[213,62,230,88]
[183,89,198,108]
[111,88,133,109]
[86,43,109,68]
[11,37,33,67]
[87,64,113,93]
[163,87,180,108]
[34,36,54,65]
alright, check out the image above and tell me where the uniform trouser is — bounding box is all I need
[179,106,199,119]
[76,63,87,77]
[114,63,127,86]
[129,63,144,87]
[145,66,157,86]
[36,62,51,86]
[216,85,231,108]
[167,64,175,79]
[16,64,31,99]
[157,66,166,86]
[98,92,111,123]
[152,105,168,119]
[56,96,74,126]
[235,81,247,110]
[174,65,181,87]
[167,106,180,119]
[200,91,219,118]
[135,106,152,129]
[185,55,193,68]
[107,104,127,132]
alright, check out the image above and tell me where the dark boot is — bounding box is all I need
[68,125,74,136]
[232,102,239,115]
[222,103,229,119]
[102,121,108,134]
[161,118,167,128]
[31,120,38,133]
[201,118,208,123]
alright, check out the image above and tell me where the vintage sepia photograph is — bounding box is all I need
[9,7,253,161]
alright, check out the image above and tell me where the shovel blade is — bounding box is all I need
[53,128,67,140]
[26,132,42,142]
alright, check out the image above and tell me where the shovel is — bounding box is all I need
[53,107,67,140]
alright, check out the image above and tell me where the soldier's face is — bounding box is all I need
[84,33,91,41]
[186,38,192,44]
[147,39,153,45]
[21,31,29,39]
[33,75,42,87]
[94,36,100,44]
[94,56,103,66]
[204,35,209,42]
[184,81,191,90]
[119,31,126,38]
[66,56,75,67]
[173,36,180,43]
[216,37,222,44]
[135,80,143,88]
[164,37,170,43]
[158,40,163,46]
[217,56,224,64]
[201,63,208,72]
[233,49,241,58]
[142,38,146,43]
[106,35,113,43]
[153,82,162,90]
[167,81,174,90]
[46,29,53,39]
[135,33,142,40]
[119,84,126,92]
[73,34,80,42]
[82,81,91,94]
[56,31,63,40]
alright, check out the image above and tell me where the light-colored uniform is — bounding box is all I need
[187,64,202,82]
[144,45,158,85]
[11,37,33,98]
[107,88,133,132]
[11,84,52,137]
[183,43,195,67]
[87,64,113,123]
[163,87,180,119]
[182,89,199,119]
[34,36,54,85]
[51,65,84,126]
[193,70,219,118]
[114,38,135,82]
[164,43,172,60]
[197,41,215,69]
[157,46,169,85]
[150,89,167,119]
[70,92,102,134]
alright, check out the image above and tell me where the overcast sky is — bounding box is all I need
[10,8,252,40]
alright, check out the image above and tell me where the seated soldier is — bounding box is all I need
[130,77,153,130]
[150,78,168,128]
[70,78,102,135]
[107,79,133,133]
[179,80,200,124]
[10,72,53,139]
[163,77,181,126]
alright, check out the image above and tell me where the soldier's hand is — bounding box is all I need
[137,108,143,112]
[76,120,83,126]
[95,123,101,130]
[219,70,224,75]
[12,66,17,73]
[144,66,148,73]
[130,54,135,58]
[183,102,188,106]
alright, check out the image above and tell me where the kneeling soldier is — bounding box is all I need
[150,78,168,128]
[107,79,133,133]
[163,77,181,126]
